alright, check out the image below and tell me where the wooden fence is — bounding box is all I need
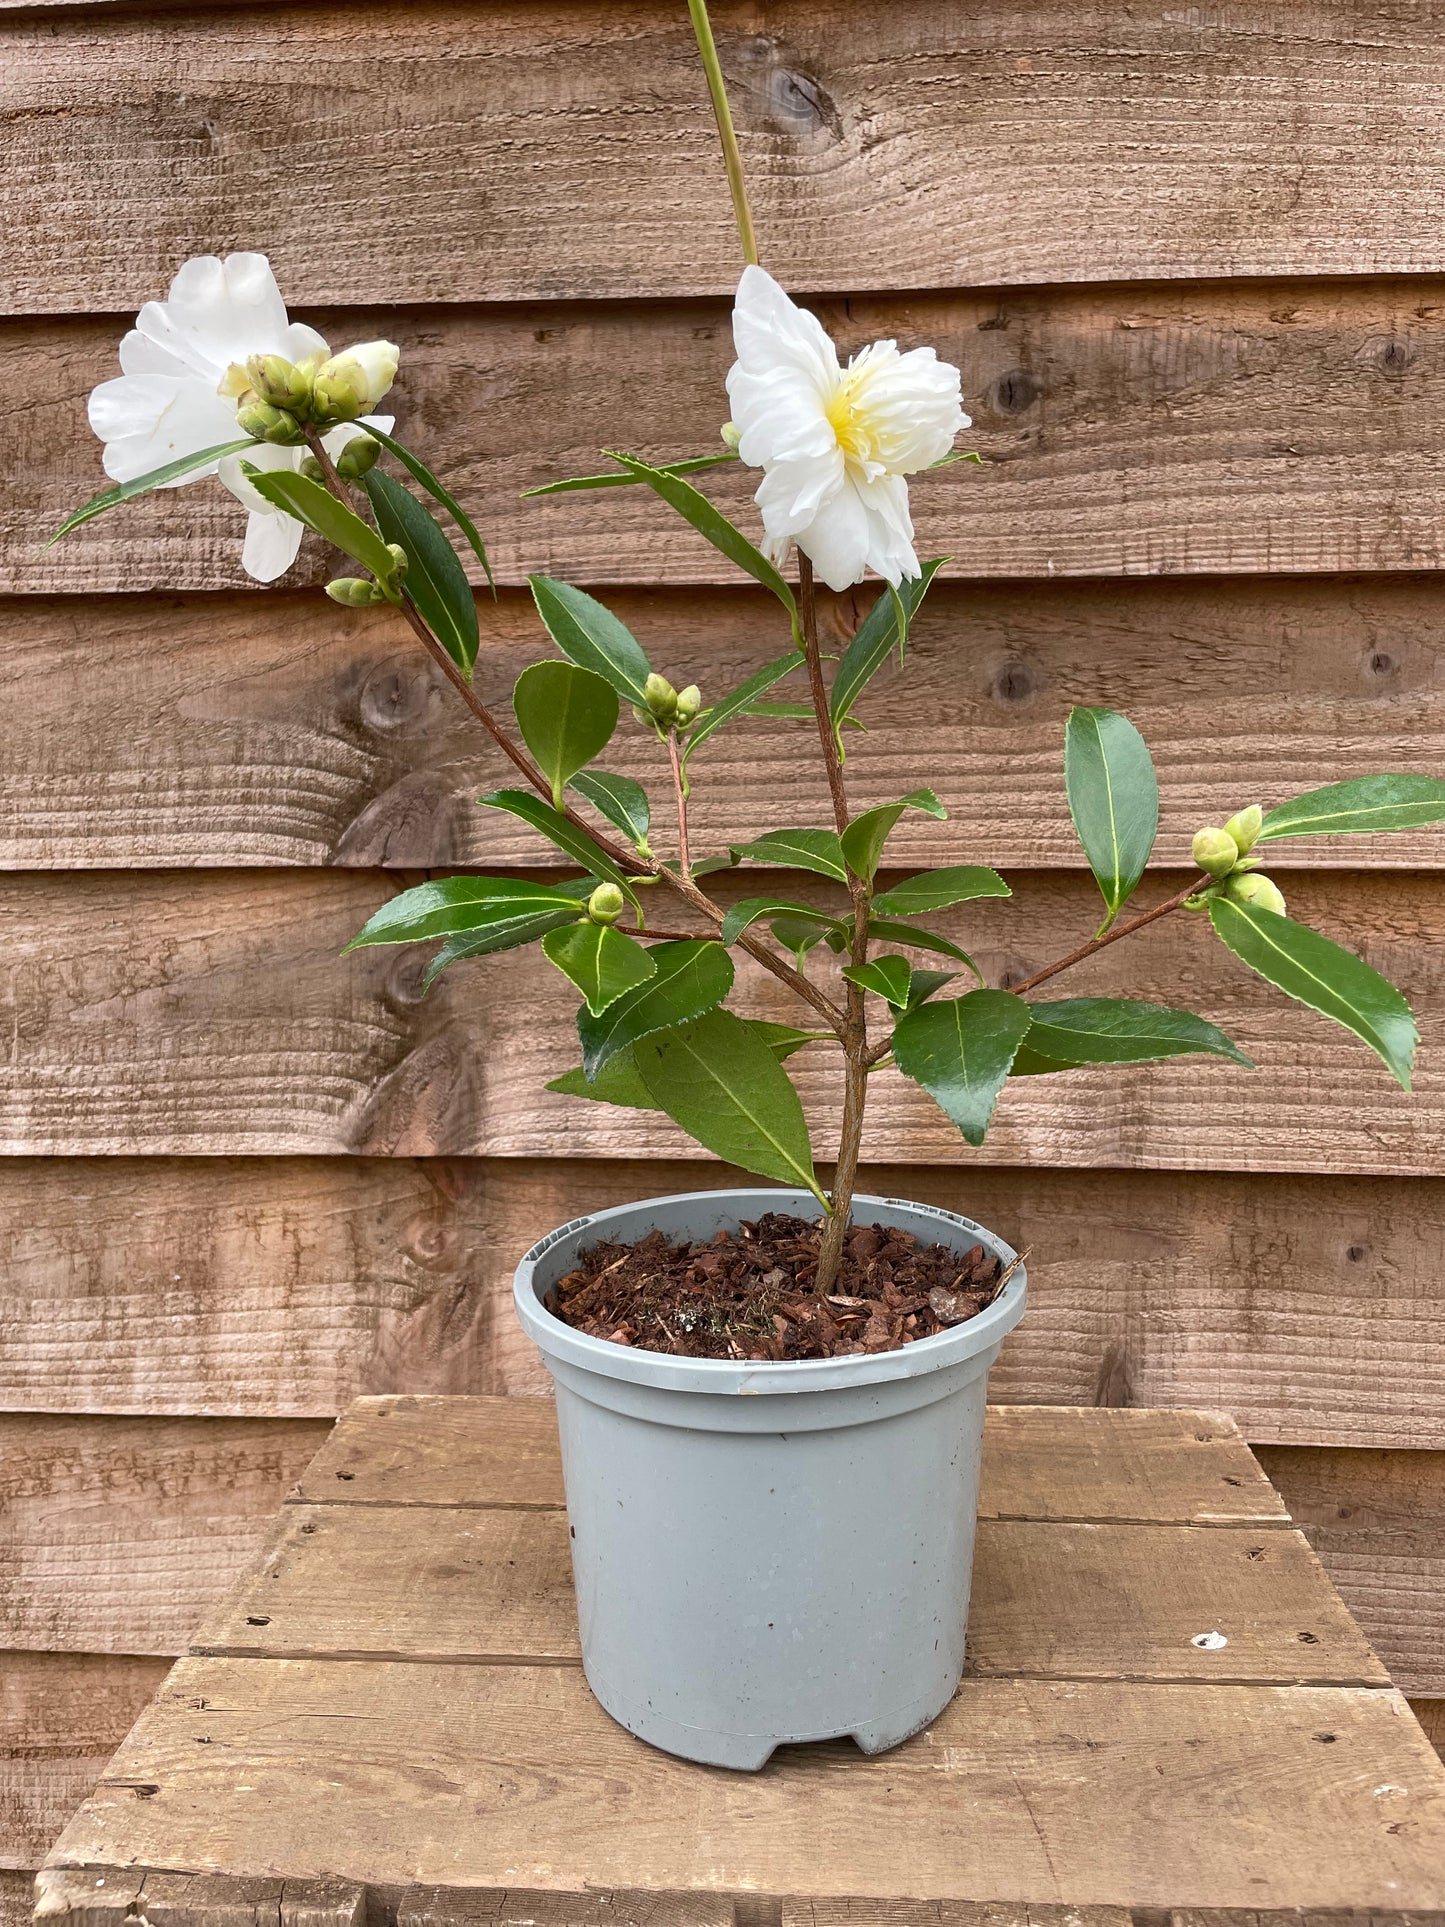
[3,0,1445,1905]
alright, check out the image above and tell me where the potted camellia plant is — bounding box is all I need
[54,2,1444,1770]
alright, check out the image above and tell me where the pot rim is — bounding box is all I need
[513,1186,1026,1397]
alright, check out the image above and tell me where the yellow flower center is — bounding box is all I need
[824,357,895,479]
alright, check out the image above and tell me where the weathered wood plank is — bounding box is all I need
[48,1659,1445,1908]
[0,1875,28,1927]
[3,1158,1442,1449]
[0,1652,167,1871]
[1257,1446,1445,1700]
[0,1416,328,1657]
[396,1895,735,1927]
[3,866,1441,1173]
[1417,1699,1445,1755]
[31,1871,367,1927]
[5,576,1445,871]
[16,279,1445,593]
[7,2,1445,313]
[192,1501,1386,1689]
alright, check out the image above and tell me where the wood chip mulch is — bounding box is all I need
[544,1210,1013,1361]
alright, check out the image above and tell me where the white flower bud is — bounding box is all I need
[720,421,742,451]
[312,340,400,422]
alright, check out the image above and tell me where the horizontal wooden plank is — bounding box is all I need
[1258,1445,1445,1699]
[3,866,1442,1173]
[1418,1699,1445,1754]
[4,1156,1443,1449]
[193,1500,1386,1689]
[50,1659,1445,1907]
[16,279,1445,594]
[398,1896,734,1927]
[8,2,1445,313]
[1,1652,166,1870]
[5,575,1445,871]
[0,1874,29,1927]
[300,1398,1285,1525]
[0,1416,328,1656]
[31,1872,366,1927]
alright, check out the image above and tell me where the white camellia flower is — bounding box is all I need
[87,253,396,582]
[725,265,969,591]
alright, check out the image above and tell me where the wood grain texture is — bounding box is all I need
[4,1158,1441,1446]
[0,1875,29,1927]
[5,576,1445,872]
[1258,1446,1445,1698]
[31,1870,366,1927]
[16,278,1445,593]
[0,1416,329,1656]
[49,1658,1445,1908]
[398,1896,735,1927]
[0,1652,167,1870]
[8,1,1445,313]
[3,865,1441,1174]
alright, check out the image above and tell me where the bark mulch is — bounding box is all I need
[544,1210,1014,1361]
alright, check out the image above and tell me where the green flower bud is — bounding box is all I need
[311,340,400,424]
[325,577,385,608]
[1226,872,1286,915]
[236,400,306,446]
[1223,803,1264,854]
[335,435,381,480]
[631,705,651,728]
[1191,826,1241,879]
[298,455,326,483]
[720,421,742,452]
[643,672,678,723]
[384,543,408,582]
[586,883,626,926]
[245,353,313,414]
[674,684,702,727]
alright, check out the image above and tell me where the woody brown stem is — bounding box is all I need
[1006,878,1204,997]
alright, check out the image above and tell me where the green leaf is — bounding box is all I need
[634,1008,824,1203]
[578,939,734,1079]
[604,452,798,624]
[829,561,944,741]
[512,661,619,811]
[361,424,494,592]
[1064,707,1159,934]
[866,915,981,975]
[840,788,948,883]
[1007,1043,1079,1077]
[523,450,738,497]
[479,789,642,909]
[906,968,960,1009]
[1209,899,1418,1090]
[569,770,652,851]
[892,989,1034,1146]
[46,439,257,546]
[345,875,586,949]
[679,653,802,773]
[547,1049,659,1112]
[542,921,656,1016]
[929,450,984,468]
[730,827,848,883]
[740,702,865,731]
[241,466,403,600]
[364,470,479,675]
[746,1019,830,1061]
[871,865,1011,917]
[1259,775,1445,843]
[842,955,913,1008]
[422,908,585,989]
[719,898,847,947]
[1025,997,1252,1067]
[769,915,835,965]
[529,576,655,708]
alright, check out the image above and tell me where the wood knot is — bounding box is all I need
[1365,334,1415,378]
[991,660,1036,704]
[987,368,1040,416]
[1365,648,1397,680]
[764,64,844,142]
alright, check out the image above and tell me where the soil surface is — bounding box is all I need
[545,1211,1012,1360]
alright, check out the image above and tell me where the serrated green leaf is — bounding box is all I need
[1209,899,1417,1089]
[1025,997,1252,1067]
[871,866,1011,917]
[1064,707,1159,933]
[730,827,848,883]
[422,908,585,989]
[842,954,913,1008]
[345,875,586,950]
[604,452,798,625]
[866,916,981,975]
[829,561,944,744]
[364,470,479,675]
[740,702,865,731]
[362,424,494,591]
[719,898,846,947]
[1007,1043,1079,1076]
[523,450,737,497]
[680,652,802,773]
[529,576,655,708]
[512,661,619,811]
[479,789,642,909]
[746,1019,831,1061]
[840,788,948,883]
[578,939,734,1079]
[1259,775,1445,842]
[547,1049,659,1111]
[906,968,960,1009]
[634,1008,824,1203]
[892,988,1034,1146]
[542,921,656,1015]
[569,770,652,851]
[46,438,256,546]
[769,915,835,965]
[242,466,403,599]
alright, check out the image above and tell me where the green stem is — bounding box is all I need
[686,0,759,267]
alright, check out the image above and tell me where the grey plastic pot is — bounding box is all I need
[513,1187,1026,1771]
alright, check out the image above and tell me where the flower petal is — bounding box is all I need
[89,374,242,485]
[754,448,844,539]
[132,252,293,380]
[844,341,969,473]
[282,321,330,363]
[795,482,872,591]
[241,508,304,583]
[217,442,302,515]
[731,265,839,393]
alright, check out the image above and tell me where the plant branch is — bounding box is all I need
[686,0,759,268]
[1006,877,1205,998]
[667,727,692,881]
